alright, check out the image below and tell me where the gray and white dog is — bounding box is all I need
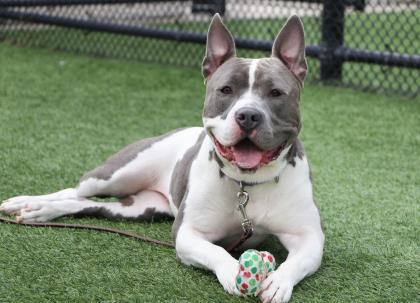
[1,14,324,303]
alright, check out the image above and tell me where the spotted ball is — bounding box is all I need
[235,249,276,296]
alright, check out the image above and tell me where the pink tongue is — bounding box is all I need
[232,141,263,169]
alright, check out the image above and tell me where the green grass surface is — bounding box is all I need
[0,44,419,303]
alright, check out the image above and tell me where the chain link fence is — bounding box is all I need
[0,0,418,96]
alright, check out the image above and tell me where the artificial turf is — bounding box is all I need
[0,43,418,303]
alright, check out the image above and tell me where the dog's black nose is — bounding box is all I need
[235,108,263,131]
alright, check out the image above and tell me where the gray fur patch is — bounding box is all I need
[120,196,134,207]
[251,58,302,151]
[170,131,206,240]
[203,58,250,119]
[75,206,171,222]
[80,128,184,182]
[286,138,304,166]
[307,165,324,232]
[208,149,224,169]
[171,188,188,241]
[170,131,206,209]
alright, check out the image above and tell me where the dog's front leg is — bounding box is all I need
[175,223,241,295]
[259,226,324,303]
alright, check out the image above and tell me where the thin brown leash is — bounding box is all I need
[0,215,249,253]
[0,216,175,249]
[0,172,282,253]
[0,171,274,252]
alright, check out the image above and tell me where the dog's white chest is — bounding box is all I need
[180,138,319,243]
[184,173,283,241]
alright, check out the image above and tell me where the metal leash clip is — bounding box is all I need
[237,182,254,234]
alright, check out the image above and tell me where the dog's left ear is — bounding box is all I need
[272,15,307,83]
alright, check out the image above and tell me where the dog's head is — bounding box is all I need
[202,14,307,172]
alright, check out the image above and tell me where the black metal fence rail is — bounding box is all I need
[0,0,419,96]
[0,8,324,57]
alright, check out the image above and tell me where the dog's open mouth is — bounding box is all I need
[213,136,285,170]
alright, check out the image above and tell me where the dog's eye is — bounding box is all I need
[270,89,283,97]
[220,86,233,94]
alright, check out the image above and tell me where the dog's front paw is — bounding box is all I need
[215,259,241,296]
[258,270,294,303]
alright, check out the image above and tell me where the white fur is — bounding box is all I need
[2,188,77,205]
[1,128,204,222]
[203,58,274,152]
[1,129,323,302]
[2,122,323,303]
[176,223,241,295]
[203,87,263,147]
[2,190,172,223]
[175,136,324,302]
[77,127,203,216]
[248,59,259,87]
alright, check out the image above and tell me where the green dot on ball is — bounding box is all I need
[249,278,257,286]
[236,276,242,284]
[245,260,253,267]
[251,267,258,274]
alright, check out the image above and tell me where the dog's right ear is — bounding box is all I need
[202,14,236,80]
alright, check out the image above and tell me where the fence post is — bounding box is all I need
[320,0,345,81]
[192,0,225,15]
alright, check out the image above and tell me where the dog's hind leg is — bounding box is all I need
[0,150,172,222]
[1,128,203,222]
[1,190,172,223]
[1,188,78,207]
[75,190,173,221]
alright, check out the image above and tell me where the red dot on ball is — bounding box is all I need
[242,283,248,289]
[268,256,273,262]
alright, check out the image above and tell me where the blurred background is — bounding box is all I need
[0,0,418,97]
